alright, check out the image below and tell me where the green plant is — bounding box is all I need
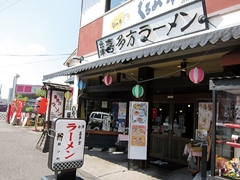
[36,89,46,97]
[25,106,34,112]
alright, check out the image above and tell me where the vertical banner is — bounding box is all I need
[48,118,86,171]
[128,101,148,160]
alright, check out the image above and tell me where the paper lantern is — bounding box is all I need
[34,97,48,114]
[102,75,113,86]
[189,67,204,84]
[152,108,157,119]
[64,91,72,100]
[78,80,86,90]
[132,85,144,98]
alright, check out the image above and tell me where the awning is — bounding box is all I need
[221,47,240,75]
[43,24,240,81]
[209,76,240,90]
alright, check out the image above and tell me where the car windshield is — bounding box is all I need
[95,113,101,119]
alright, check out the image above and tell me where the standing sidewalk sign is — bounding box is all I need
[128,101,148,160]
[43,118,86,180]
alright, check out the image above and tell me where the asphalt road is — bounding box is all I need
[0,122,97,180]
[0,121,194,180]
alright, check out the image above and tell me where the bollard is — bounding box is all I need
[201,142,207,180]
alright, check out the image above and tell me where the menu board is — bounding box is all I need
[128,101,148,160]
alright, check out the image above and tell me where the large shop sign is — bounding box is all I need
[97,0,207,58]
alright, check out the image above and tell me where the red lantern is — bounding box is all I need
[189,67,204,84]
[102,75,113,86]
[34,97,48,114]
[152,108,157,119]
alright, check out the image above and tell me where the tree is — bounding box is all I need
[36,89,46,97]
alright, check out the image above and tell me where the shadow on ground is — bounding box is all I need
[84,148,194,180]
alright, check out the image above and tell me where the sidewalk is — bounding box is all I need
[78,149,193,180]
[0,121,194,180]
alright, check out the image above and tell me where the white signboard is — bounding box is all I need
[49,90,65,120]
[98,1,207,58]
[48,118,86,171]
[103,0,197,36]
[128,101,148,160]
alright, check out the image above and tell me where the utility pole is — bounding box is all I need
[12,74,20,100]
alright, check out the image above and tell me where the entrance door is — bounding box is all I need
[170,102,194,160]
[151,100,194,162]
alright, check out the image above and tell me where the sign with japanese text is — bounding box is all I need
[98,0,207,58]
[103,0,197,36]
[128,101,148,160]
[49,90,65,120]
[48,118,86,171]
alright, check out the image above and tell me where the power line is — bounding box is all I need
[0,57,66,67]
[0,53,72,57]
[0,0,9,6]
[0,0,20,13]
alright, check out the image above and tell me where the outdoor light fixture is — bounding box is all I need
[140,35,154,43]
[178,59,187,76]
[198,14,216,28]
[181,60,187,72]
[72,55,88,63]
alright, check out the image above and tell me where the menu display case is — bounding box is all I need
[209,77,240,180]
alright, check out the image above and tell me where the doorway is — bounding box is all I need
[151,98,194,162]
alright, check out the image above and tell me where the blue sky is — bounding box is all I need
[0,0,81,99]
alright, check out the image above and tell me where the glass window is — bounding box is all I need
[152,103,169,125]
[85,100,128,132]
[152,103,169,134]
[215,90,240,178]
[106,0,128,11]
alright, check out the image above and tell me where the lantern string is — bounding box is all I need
[103,45,213,84]
[137,45,213,84]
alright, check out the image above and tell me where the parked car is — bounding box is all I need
[88,112,113,131]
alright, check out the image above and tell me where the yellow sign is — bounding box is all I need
[110,12,130,30]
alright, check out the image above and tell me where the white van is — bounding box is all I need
[88,112,112,131]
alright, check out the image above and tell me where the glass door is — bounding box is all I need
[172,103,194,139]
[169,102,194,160]
[151,101,194,161]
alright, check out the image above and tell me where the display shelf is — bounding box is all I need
[224,123,240,129]
[226,141,240,148]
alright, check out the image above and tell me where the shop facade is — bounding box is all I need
[43,0,240,169]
